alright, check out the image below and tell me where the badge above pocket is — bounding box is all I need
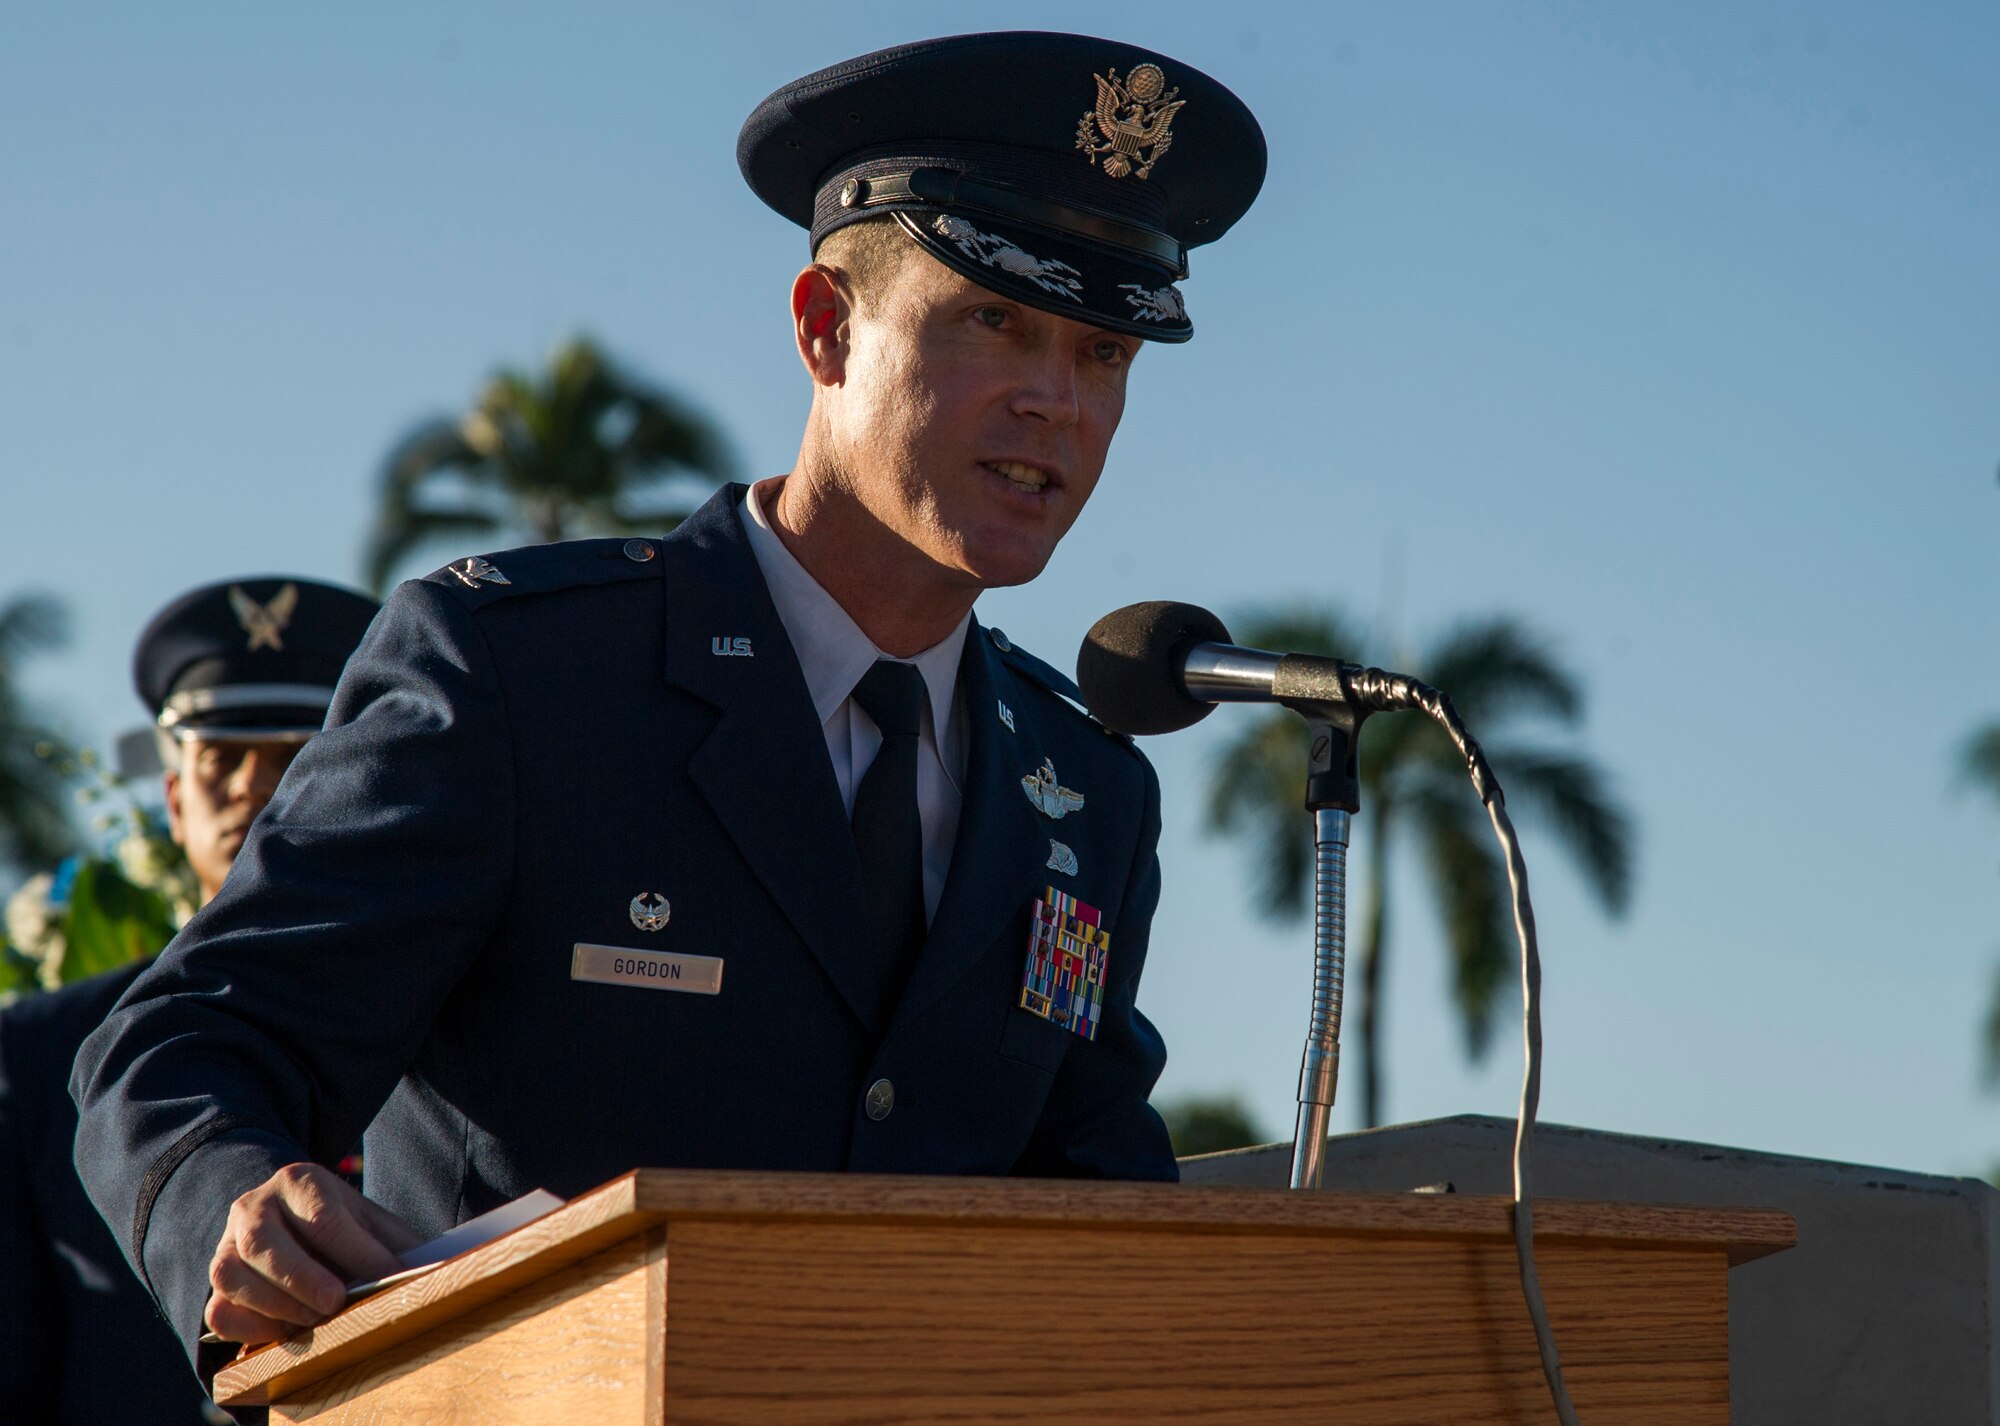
[1017,886,1109,1042]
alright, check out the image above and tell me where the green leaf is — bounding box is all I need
[0,944,39,999]
[59,859,176,983]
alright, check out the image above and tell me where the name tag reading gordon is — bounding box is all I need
[571,943,724,995]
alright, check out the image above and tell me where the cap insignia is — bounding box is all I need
[1077,64,1184,181]
[1119,283,1186,324]
[450,556,511,589]
[932,216,1082,302]
[229,583,298,653]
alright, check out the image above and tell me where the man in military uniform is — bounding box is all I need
[1,578,377,1422]
[74,32,1266,1365]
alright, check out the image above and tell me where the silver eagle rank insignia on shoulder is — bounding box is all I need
[449,556,511,589]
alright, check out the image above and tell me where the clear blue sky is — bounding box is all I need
[3,2,1996,1175]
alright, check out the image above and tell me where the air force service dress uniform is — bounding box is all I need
[74,489,1174,1362]
[0,578,375,1424]
[70,32,1267,1368]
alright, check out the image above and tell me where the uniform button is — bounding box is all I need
[990,628,1012,652]
[864,1078,895,1121]
[623,539,655,563]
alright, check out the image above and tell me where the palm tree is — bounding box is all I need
[1966,724,2000,812]
[0,593,76,872]
[1959,722,2000,1085]
[363,337,735,592]
[1206,604,1634,1128]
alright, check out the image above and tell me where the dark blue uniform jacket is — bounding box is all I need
[1,959,216,1423]
[73,485,1176,1365]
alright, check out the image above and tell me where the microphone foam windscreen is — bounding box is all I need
[1076,601,1233,736]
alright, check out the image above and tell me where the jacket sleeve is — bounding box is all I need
[0,1011,59,1419]
[1013,747,1178,1182]
[70,577,517,1365]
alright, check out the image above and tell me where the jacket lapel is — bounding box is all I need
[658,487,884,1037]
[892,625,1048,1030]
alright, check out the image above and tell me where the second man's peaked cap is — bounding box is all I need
[738,31,1267,343]
[133,577,380,737]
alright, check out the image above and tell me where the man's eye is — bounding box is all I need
[1091,338,1129,366]
[973,306,1009,328]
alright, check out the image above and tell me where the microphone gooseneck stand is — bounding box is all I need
[1293,805,1350,1189]
[1183,644,1371,1191]
[1181,642,1583,1426]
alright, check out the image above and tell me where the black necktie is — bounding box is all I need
[849,660,928,1000]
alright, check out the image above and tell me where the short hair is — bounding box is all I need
[814,215,919,312]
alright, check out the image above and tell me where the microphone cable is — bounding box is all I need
[1343,667,1583,1426]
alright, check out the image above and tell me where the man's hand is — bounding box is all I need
[204,1163,424,1344]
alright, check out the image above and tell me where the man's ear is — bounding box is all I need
[162,770,186,846]
[791,265,852,386]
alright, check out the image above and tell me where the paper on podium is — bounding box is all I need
[342,1188,565,1304]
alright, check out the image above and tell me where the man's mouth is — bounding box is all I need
[984,460,1052,493]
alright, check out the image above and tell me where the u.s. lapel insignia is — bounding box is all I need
[450,556,510,589]
[1019,886,1110,1042]
[629,892,671,932]
[1021,757,1085,819]
[997,701,1016,732]
[1046,839,1078,876]
[1076,63,1185,180]
[229,583,298,652]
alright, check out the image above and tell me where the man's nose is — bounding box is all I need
[230,749,286,805]
[1010,342,1082,428]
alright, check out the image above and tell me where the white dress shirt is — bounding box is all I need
[742,478,969,923]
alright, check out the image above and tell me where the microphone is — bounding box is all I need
[1075,600,1426,737]
[1073,599,1575,1420]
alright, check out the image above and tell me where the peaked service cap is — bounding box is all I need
[738,31,1266,342]
[133,577,380,739]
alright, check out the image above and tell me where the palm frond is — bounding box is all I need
[1421,618,1581,726]
[362,335,732,585]
[0,593,66,671]
[1484,746,1635,914]
[620,389,734,481]
[365,418,498,593]
[1410,782,1512,1059]
[590,506,697,537]
[1983,960,2000,1089]
[1204,709,1315,920]
[1230,602,1369,662]
[1958,723,2000,809]
[362,509,504,593]
[0,594,75,868]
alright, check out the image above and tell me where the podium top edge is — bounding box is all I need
[625,1168,1797,1260]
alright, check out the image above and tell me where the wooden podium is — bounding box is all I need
[213,1169,1793,1424]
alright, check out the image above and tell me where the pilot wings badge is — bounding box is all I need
[1021,757,1085,820]
[1075,63,1185,180]
[229,583,298,653]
